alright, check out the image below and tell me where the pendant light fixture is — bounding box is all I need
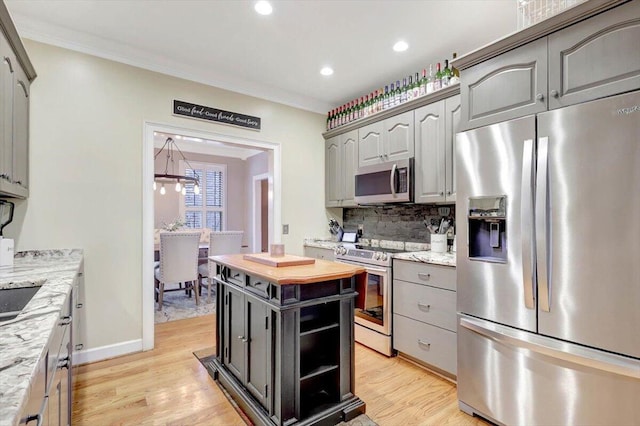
[154,137,200,195]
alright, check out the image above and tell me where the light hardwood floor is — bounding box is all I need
[72,315,488,425]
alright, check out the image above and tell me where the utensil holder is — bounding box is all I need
[430,234,447,253]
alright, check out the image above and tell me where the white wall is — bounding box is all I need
[5,40,327,354]
[153,149,248,244]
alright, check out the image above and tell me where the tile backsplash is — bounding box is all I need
[343,204,455,244]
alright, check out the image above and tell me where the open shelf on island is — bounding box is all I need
[300,301,340,334]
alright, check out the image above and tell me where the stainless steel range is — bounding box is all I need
[335,244,405,356]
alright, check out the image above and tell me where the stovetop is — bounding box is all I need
[335,244,409,267]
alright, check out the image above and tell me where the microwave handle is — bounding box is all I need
[389,163,397,196]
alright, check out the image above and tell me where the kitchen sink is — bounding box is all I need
[0,285,41,322]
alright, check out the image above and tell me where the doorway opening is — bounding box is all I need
[142,121,281,350]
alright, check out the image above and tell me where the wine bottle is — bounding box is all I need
[450,52,460,85]
[413,72,420,99]
[442,60,451,87]
[419,69,427,96]
[426,64,434,94]
[434,62,442,91]
[387,83,394,109]
[394,80,401,107]
[378,88,384,112]
[383,85,389,110]
[406,76,413,102]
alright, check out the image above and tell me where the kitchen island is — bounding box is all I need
[206,253,366,426]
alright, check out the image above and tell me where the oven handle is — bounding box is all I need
[336,260,389,275]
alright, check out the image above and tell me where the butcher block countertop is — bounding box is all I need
[210,253,365,285]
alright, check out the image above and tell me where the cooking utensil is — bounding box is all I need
[0,200,14,237]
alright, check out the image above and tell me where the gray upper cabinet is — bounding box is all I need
[357,121,384,168]
[548,0,640,110]
[325,130,358,207]
[13,66,28,191]
[414,95,460,204]
[460,37,548,131]
[358,111,414,168]
[444,95,461,202]
[0,3,35,199]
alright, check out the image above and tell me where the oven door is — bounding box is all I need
[338,260,391,336]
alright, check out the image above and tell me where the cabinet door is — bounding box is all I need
[548,0,640,110]
[340,130,358,207]
[358,120,383,168]
[0,38,13,184]
[444,95,461,202]
[13,66,28,190]
[414,101,446,204]
[460,37,548,131]
[324,137,341,207]
[224,285,245,381]
[383,110,414,162]
[245,297,270,408]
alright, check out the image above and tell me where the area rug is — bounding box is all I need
[193,348,378,426]
[154,289,216,323]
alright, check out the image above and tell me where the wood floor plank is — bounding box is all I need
[72,314,488,425]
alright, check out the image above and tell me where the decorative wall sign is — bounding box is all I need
[173,100,261,131]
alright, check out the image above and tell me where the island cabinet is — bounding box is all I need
[209,254,366,426]
[457,0,640,131]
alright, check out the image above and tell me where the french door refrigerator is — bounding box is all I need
[456,90,640,426]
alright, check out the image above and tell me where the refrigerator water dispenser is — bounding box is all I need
[468,196,507,263]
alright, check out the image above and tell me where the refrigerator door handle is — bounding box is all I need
[521,138,535,309]
[460,316,640,379]
[536,136,551,312]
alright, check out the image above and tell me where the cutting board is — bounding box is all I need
[243,253,316,267]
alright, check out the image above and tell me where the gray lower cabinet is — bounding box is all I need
[325,130,357,207]
[212,264,364,426]
[303,245,336,261]
[548,0,640,109]
[460,0,640,131]
[392,260,457,378]
[414,95,461,204]
[20,290,73,426]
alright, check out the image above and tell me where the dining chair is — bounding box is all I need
[155,231,201,311]
[198,230,244,301]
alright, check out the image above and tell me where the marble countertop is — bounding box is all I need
[303,238,455,267]
[393,251,456,267]
[0,249,83,426]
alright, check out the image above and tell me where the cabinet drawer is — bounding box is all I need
[247,275,270,299]
[393,314,457,375]
[393,260,456,291]
[393,280,456,332]
[223,266,245,287]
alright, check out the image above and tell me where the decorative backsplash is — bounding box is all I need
[343,204,455,244]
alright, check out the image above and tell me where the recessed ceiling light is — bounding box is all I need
[320,67,334,76]
[255,1,273,15]
[393,41,409,52]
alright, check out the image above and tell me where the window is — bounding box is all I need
[181,161,227,231]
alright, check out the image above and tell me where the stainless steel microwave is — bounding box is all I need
[354,158,413,204]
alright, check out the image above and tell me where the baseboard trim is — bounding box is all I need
[73,339,143,365]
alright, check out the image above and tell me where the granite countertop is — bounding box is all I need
[393,251,456,267]
[303,238,455,267]
[0,249,83,426]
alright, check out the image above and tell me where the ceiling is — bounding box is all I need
[6,0,518,114]
[153,131,263,159]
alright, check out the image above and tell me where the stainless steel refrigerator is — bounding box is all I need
[456,90,640,426]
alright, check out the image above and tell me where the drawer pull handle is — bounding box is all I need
[417,273,431,280]
[418,340,431,349]
[417,302,431,311]
[232,273,240,278]
[238,335,248,343]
